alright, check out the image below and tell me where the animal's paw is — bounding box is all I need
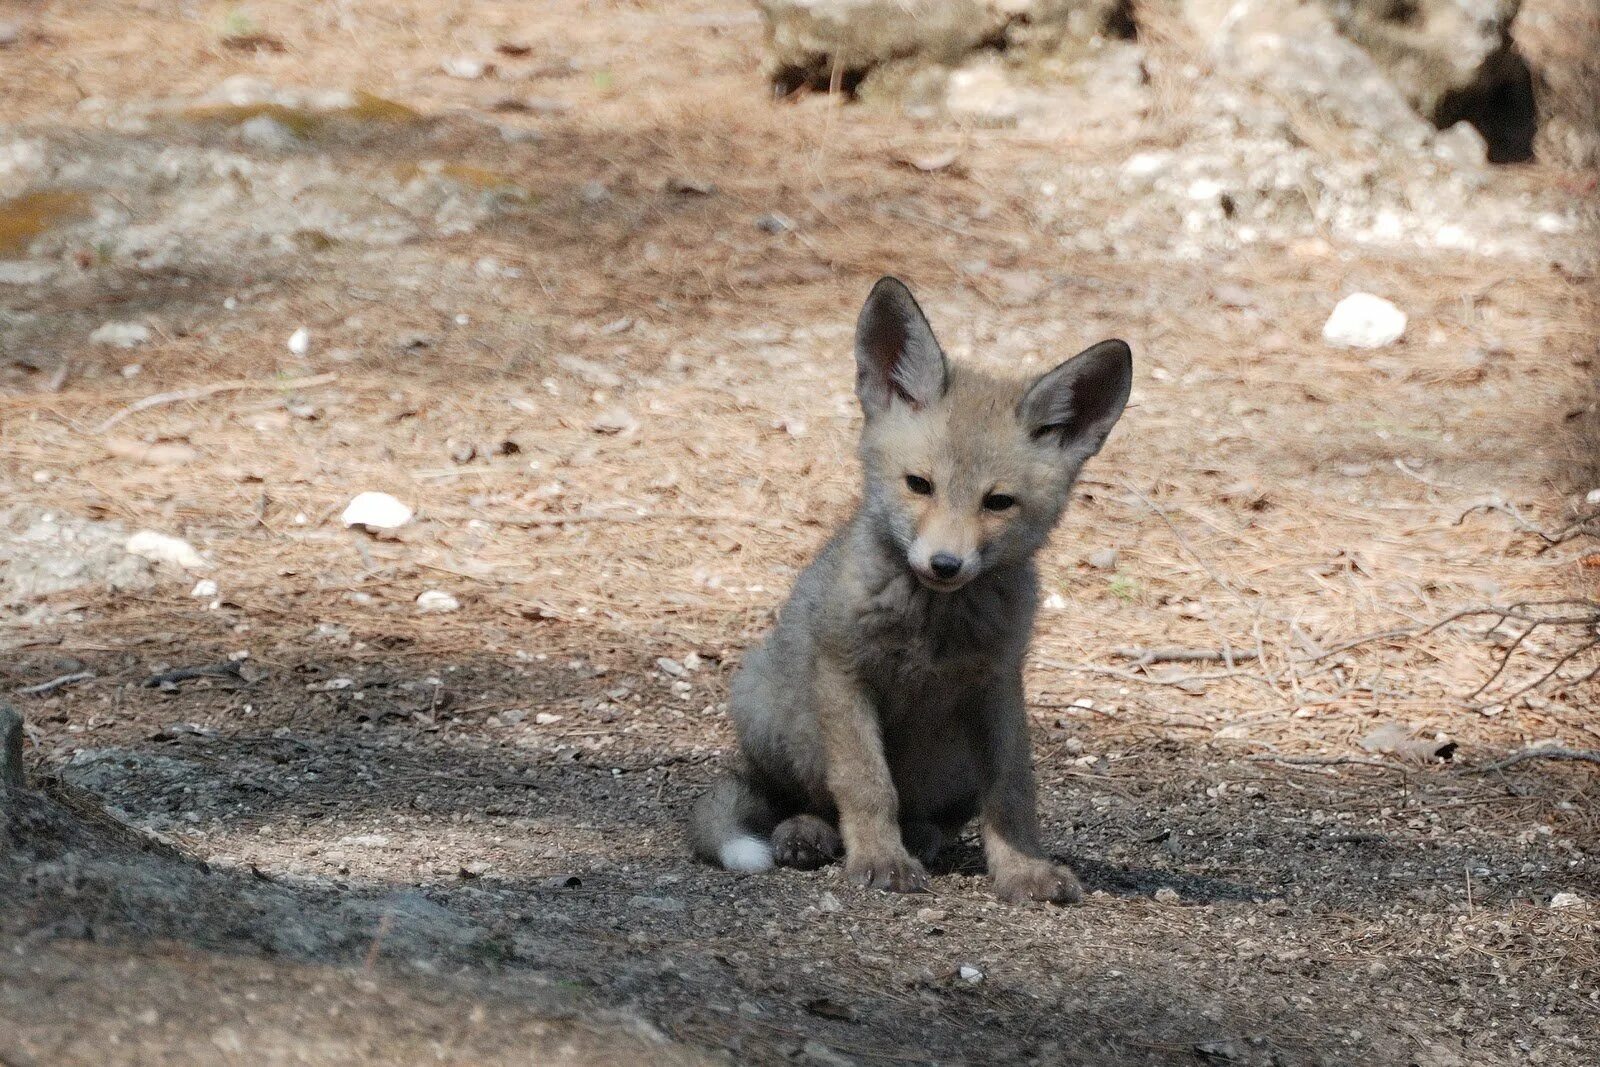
[771,815,843,870]
[994,859,1082,904]
[846,847,930,893]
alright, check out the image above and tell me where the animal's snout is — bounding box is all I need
[929,553,964,580]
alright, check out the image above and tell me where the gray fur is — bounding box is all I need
[690,277,1132,901]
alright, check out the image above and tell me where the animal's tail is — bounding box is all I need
[689,773,777,872]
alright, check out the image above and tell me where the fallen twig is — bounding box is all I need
[1456,500,1600,552]
[96,373,338,433]
[142,661,245,690]
[1113,647,1260,667]
[1474,747,1600,773]
[14,670,95,695]
[1243,754,1392,768]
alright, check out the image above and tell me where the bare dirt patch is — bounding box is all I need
[2,1,1597,1064]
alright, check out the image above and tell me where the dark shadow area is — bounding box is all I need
[5,642,1597,1063]
[1433,46,1539,164]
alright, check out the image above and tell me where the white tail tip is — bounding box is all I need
[718,835,774,873]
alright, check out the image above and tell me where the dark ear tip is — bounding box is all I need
[1096,338,1133,363]
[868,275,913,300]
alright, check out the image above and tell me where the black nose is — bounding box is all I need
[930,553,963,580]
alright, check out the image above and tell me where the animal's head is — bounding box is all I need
[853,276,1132,592]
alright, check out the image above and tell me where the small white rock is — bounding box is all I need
[90,321,151,348]
[591,406,639,436]
[817,891,844,914]
[656,657,686,677]
[190,579,219,598]
[415,590,461,614]
[287,327,311,356]
[1085,547,1118,571]
[1550,891,1586,909]
[1042,592,1068,611]
[126,530,207,571]
[1322,294,1407,349]
[957,964,984,984]
[682,651,703,671]
[1154,886,1181,904]
[340,491,413,530]
[534,712,562,725]
[443,56,487,79]
[1585,488,1600,506]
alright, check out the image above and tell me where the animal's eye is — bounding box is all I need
[982,493,1016,512]
[905,475,933,496]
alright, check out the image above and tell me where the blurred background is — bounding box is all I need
[2,1,1597,1064]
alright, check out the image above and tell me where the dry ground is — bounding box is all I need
[2,1,1598,1064]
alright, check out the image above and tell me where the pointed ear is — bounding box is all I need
[854,276,948,416]
[1019,339,1133,458]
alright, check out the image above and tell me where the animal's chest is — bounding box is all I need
[851,579,1029,717]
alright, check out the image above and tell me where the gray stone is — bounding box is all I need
[235,115,302,152]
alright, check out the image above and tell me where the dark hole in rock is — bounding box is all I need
[772,61,869,100]
[1105,0,1139,41]
[1433,46,1539,164]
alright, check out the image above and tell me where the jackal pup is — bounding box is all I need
[691,277,1132,901]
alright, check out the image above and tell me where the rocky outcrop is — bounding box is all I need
[1319,0,1535,161]
[757,0,1131,95]
[755,0,1544,162]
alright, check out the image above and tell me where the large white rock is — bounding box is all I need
[125,530,208,571]
[90,321,152,348]
[340,491,414,530]
[1321,293,1407,349]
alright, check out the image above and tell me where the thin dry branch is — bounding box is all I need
[1113,647,1261,666]
[95,373,339,433]
[1475,747,1600,772]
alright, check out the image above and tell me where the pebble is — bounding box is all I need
[90,322,151,348]
[534,712,562,725]
[1321,293,1407,349]
[590,406,639,435]
[190,579,219,598]
[957,964,984,984]
[1153,886,1181,904]
[287,327,311,356]
[237,115,300,152]
[817,891,843,913]
[340,491,413,530]
[755,212,794,234]
[1550,892,1586,909]
[1042,592,1067,611]
[1585,488,1600,506]
[443,56,488,79]
[1085,547,1118,571]
[415,590,461,614]
[656,657,686,677]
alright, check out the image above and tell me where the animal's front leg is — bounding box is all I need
[815,656,928,892]
[978,674,1082,904]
